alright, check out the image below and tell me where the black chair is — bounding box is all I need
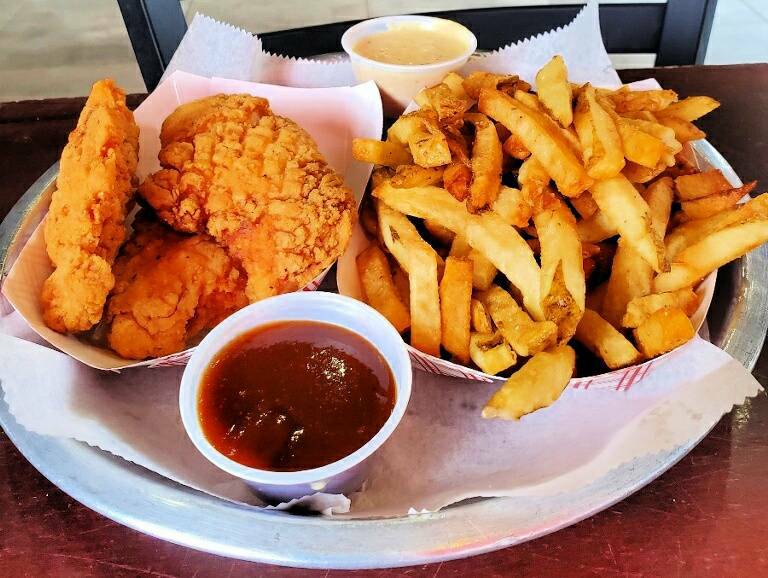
[117,0,718,92]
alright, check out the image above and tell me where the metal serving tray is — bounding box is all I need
[1,140,767,569]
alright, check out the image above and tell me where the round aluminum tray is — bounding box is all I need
[1,141,767,569]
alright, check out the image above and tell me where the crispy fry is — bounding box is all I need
[442,72,468,99]
[391,165,444,188]
[482,345,575,420]
[622,288,699,328]
[607,87,678,113]
[470,331,517,375]
[387,111,451,168]
[424,218,456,245]
[616,117,665,168]
[656,96,720,122]
[674,169,731,201]
[376,201,441,356]
[680,181,756,220]
[392,263,410,308]
[601,238,653,328]
[623,161,666,184]
[443,162,472,202]
[633,307,695,358]
[536,55,573,127]
[589,174,666,273]
[657,115,705,143]
[374,182,545,319]
[465,112,503,210]
[478,285,557,357]
[450,235,498,290]
[493,186,533,227]
[576,209,618,243]
[356,245,411,333]
[471,298,494,333]
[463,72,522,100]
[574,85,625,179]
[502,133,531,160]
[352,138,412,166]
[415,82,471,125]
[439,257,473,362]
[479,88,592,197]
[654,220,768,292]
[570,192,599,219]
[575,308,642,369]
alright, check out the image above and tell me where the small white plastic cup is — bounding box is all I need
[179,292,412,502]
[341,15,477,116]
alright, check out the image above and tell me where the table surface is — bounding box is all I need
[1,64,767,577]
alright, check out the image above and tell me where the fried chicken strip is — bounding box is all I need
[139,94,356,302]
[106,219,248,360]
[42,79,139,333]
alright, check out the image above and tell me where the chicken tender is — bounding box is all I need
[139,94,356,301]
[106,220,248,360]
[42,79,139,333]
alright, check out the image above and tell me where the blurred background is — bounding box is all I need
[0,0,766,101]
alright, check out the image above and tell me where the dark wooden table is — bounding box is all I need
[2,64,767,577]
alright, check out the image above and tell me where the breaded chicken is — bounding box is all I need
[106,219,248,359]
[139,94,355,302]
[42,79,139,333]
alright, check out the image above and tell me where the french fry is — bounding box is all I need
[470,331,517,375]
[644,176,675,236]
[439,257,473,363]
[665,193,768,259]
[450,235,497,290]
[606,87,678,113]
[657,115,705,143]
[479,88,593,197]
[623,162,666,184]
[576,209,618,243]
[443,162,472,202]
[654,220,768,292]
[620,117,682,166]
[601,238,653,328]
[589,174,666,273]
[656,96,720,122]
[392,263,410,309]
[441,72,468,99]
[570,192,599,219]
[387,111,452,167]
[376,201,442,356]
[616,118,665,168]
[415,82,471,125]
[534,195,585,340]
[621,288,699,328]
[574,85,625,179]
[514,88,542,111]
[463,72,522,100]
[492,186,533,227]
[374,182,545,319]
[471,299,494,333]
[680,181,756,220]
[391,165,444,188]
[633,307,695,358]
[356,245,411,333]
[465,112,503,210]
[575,309,642,369]
[482,345,575,420]
[535,55,573,127]
[674,169,731,201]
[352,138,412,166]
[478,285,557,357]
[502,133,531,160]
[424,218,455,245]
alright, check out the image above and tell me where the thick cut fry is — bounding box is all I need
[387,111,451,168]
[424,218,455,245]
[633,307,695,358]
[392,264,410,308]
[674,169,731,201]
[514,89,541,111]
[607,87,678,113]
[575,85,625,179]
[439,257,473,362]
[374,182,545,319]
[576,210,618,243]
[657,116,705,143]
[471,298,494,333]
[536,55,573,127]
[482,345,575,420]
[465,112,503,210]
[534,196,585,340]
[616,118,665,168]
[656,96,720,122]
[443,162,472,202]
[470,331,517,375]
[479,88,592,197]
[570,192,598,219]
[590,174,666,273]
[463,72,522,100]
[665,194,768,259]
[478,286,557,357]
[601,238,653,328]
[622,288,699,328]
[623,162,665,184]
[376,201,441,356]
[450,235,497,290]
[644,176,675,236]
[415,82,470,125]
[492,186,533,227]
[620,117,681,166]
[502,133,531,159]
[654,220,768,292]
[391,165,444,188]
[356,245,411,333]
[442,72,468,99]
[575,309,642,369]
[680,181,756,220]
[352,138,412,166]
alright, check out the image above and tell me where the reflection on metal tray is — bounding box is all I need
[0,139,766,569]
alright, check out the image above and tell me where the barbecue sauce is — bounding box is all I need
[198,321,396,471]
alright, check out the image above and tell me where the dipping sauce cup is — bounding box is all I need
[179,292,412,503]
[342,16,477,116]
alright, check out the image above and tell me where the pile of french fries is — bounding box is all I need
[352,56,768,420]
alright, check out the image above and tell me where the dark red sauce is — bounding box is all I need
[198,321,396,471]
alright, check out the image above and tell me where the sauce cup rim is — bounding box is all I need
[179,291,412,486]
[341,15,478,72]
